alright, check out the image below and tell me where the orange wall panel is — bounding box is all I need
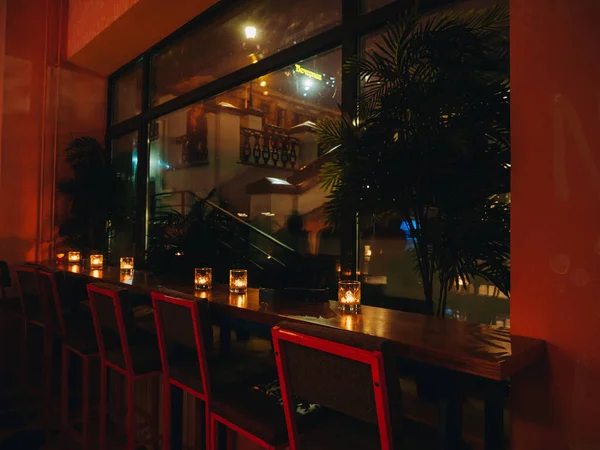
[511,1,600,448]
[67,0,140,58]
[1,0,106,263]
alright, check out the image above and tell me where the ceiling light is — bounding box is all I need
[259,80,267,87]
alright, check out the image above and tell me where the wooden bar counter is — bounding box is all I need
[52,263,545,382]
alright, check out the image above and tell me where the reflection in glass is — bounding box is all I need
[113,64,143,123]
[120,272,133,284]
[110,132,138,261]
[147,49,342,295]
[358,29,511,326]
[230,294,248,308]
[152,0,341,105]
[362,0,394,13]
[91,269,103,279]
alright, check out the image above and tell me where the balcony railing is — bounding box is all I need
[240,126,301,169]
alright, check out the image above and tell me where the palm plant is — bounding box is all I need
[317,6,510,316]
[58,137,126,252]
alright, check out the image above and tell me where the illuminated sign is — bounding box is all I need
[294,64,322,81]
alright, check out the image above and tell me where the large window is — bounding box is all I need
[151,0,342,105]
[106,0,505,318]
[109,132,139,260]
[112,64,143,124]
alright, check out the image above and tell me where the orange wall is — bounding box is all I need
[510,1,600,448]
[0,0,106,263]
[67,0,140,58]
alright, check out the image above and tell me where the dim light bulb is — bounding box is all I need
[245,26,257,39]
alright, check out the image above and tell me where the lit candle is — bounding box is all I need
[120,257,134,273]
[338,280,361,313]
[67,251,81,264]
[229,269,248,294]
[90,254,104,269]
[194,268,212,290]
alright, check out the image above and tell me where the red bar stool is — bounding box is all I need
[153,291,286,450]
[0,261,25,352]
[272,320,439,450]
[88,283,162,450]
[15,265,49,393]
[0,261,22,315]
[39,269,99,449]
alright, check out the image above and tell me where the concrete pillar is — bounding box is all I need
[511,1,600,448]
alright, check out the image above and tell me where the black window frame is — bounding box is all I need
[105,0,418,271]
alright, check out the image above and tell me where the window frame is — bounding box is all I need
[106,0,417,270]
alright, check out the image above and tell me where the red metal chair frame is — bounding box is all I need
[88,283,161,450]
[39,269,98,450]
[153,291,283,450]
[271,326,395,450]
[15,266,49,393]
[152,292,211,450]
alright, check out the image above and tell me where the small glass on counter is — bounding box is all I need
[67,251,81,264]
[338,280,361,313]
[229,269,248,294]
[90,254,104,269]
[120,257,134,273]
[194,268,212,290]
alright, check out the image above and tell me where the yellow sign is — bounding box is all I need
[294,64,322,81]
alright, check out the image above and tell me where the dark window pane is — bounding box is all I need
[112,64,143,124]
[362,0,395,13]
[148,49,342,289]
[358,30,510,324]
[110,132,138,260]
[151,0,342,105]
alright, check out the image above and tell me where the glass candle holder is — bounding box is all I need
[194,268,212,290]
[90,254,104,269]
[67,251,81,264]
[229,269,248,294]
[338,280,361,313]
[120,257,134,273]
[55,252,66,264]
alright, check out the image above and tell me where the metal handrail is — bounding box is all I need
[152,190,296,254]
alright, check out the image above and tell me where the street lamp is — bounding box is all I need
[245,26,257,39]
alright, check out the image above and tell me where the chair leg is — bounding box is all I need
[99,364,107,450]
[210,416,218,450]
[204,401,211,450]
[126,376,136,450]
[82,356,90,450]
[20,321,28,390]
[61,345,69,429]
[162,379,171,450]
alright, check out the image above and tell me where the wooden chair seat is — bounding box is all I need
[105,343,162,375]
[167,348,275,395]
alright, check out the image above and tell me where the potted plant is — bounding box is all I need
[58,137,126,254]
[317,6,510,317]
